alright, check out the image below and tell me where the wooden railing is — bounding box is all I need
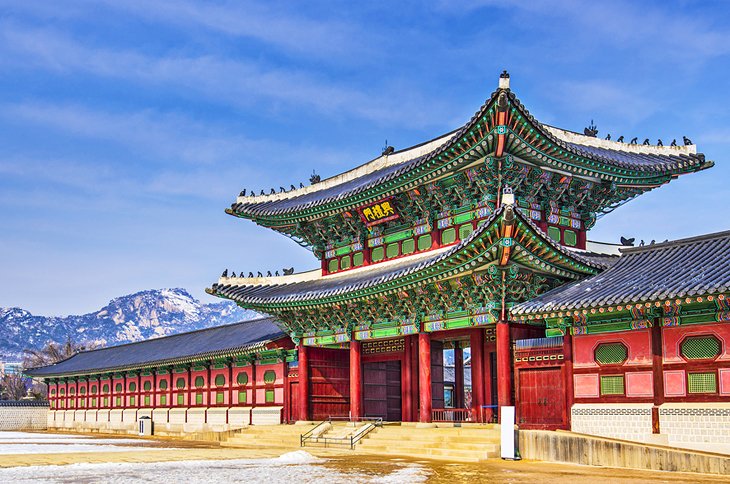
[432,406,499,423]
[432,408,473,422]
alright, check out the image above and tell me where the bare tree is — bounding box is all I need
[21,339,102,401]
[23,339,100,369]
[0,373,27,400]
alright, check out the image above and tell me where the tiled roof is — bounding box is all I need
[512,230,730,316]
[25,317,286,377]
[230,87,709,219]
[212,205,609,307]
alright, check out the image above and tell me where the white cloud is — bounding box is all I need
[0,24,449,127]
[94,0,370,62]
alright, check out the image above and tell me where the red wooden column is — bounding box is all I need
[496,321,512,409]
[418,332,432,423]
[349,340,362,421]
[402,336,413,421]
[282,355,289,423]
[470,329,485,420]
[187,367,192,409]
[454,343,465,409]
[563,330,574,429]
[228,361,234,408]
[651,320,665,433]
[298,344,309,421]
[168,368,174,408]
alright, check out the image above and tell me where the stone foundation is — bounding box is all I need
[45,406,281,435]
[659,402,730,454]
[571,402,730,454]
[571,403,653,442]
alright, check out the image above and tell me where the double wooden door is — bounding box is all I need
[363,361,402,421]
[517,367,566,429]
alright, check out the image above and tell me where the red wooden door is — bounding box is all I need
[517,367,566,429]
[364,361,402,421]
[288,381,299,423]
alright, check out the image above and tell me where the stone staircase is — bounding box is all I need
[355,423,501,462]
[222,422,502,462]
[221,424,316,449]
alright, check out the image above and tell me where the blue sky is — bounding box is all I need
[1,0,729,316]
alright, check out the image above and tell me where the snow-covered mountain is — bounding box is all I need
[0,288,258,360]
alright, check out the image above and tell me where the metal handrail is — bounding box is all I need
[349,418,382,449]
[300,416,383,449]
[300,418,331,447]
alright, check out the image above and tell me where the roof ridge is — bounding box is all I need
[619,230,730,255]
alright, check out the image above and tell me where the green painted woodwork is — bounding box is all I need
[144,395,150,406]
[688,372,717,393]
[453,212,474,225]
[340,257,351,270]
[353,252,364,266]
[459,223,474,240]
[196,393,203,405]
[116,397,121,406]
[441,227,456,245]
[334,245,352,256]
[386,243,399,258]
[102,384,109,392]
[237,372,248,384]
[600,375,624,395]
[104,397,109,406]
[564,230,577,247]
[595,343,628,364]
[177,394,184,405]
[263,370,276,384]
[216,392,224,404]
[176,378,185,389]
[372,246,384,262]
[159,380,168,389]
[328,259,338,273]
[194,376,204,388]
[238,391,246,403]
[215,374,225,386]
[417,234,432,251]
[681,336,721,360]
[383,229,413,244]
[130,396,135,406]
[547,226,561,242]
[143,381,152,391]
[115,383,123,392]
[265,389,275,403]
[402,238,415,255]
[160,395,167,405]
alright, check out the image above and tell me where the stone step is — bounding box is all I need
[364,432,499,443]
[357,445,498,462]
[359,438,499,451]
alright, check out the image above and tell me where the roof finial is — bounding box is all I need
[499,70,510,89]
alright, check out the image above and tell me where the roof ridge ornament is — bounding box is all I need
[499,70,510,90]
[501,186,515,206]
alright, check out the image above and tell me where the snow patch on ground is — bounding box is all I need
[0,453,428,483]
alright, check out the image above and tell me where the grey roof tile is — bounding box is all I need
[26,317,285,377]
[512,230,730,315]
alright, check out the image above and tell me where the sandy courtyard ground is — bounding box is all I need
[0,431,727,483]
